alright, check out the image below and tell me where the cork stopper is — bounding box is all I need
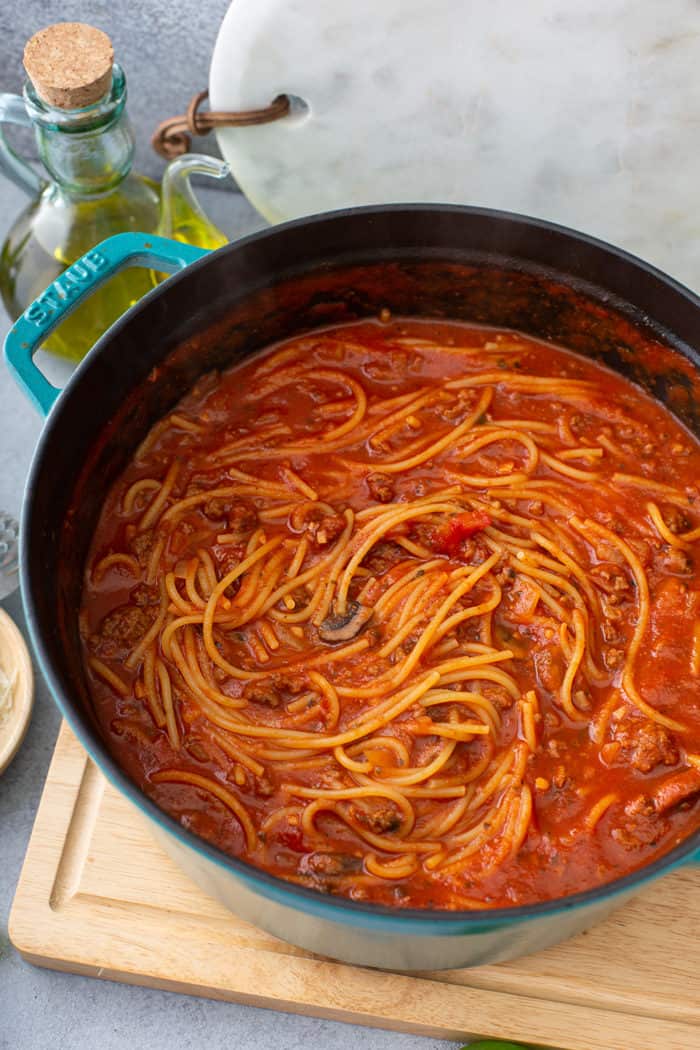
[23,23,114,109]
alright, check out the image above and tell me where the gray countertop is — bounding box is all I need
[0,181,456,1050]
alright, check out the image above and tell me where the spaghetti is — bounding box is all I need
[80,319,700,909]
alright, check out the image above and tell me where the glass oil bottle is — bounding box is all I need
[0,23,228,363]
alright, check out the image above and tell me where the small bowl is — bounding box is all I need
[0,608,34,774]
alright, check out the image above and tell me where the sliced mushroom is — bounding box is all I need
[318,601,374,644]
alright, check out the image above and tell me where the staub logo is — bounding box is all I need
[24,250,109,329]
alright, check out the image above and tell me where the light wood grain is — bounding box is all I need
[9,722,700,1049]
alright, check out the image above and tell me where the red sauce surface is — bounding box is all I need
[80,320,700,909]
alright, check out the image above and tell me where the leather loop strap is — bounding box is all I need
[152,90,290,158]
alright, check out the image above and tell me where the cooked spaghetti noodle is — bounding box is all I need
[81,319,700,908]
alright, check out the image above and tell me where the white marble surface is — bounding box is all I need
[211,0,700,291]
[0,181,455,1050]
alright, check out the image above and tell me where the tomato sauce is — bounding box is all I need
[80,320,700,909]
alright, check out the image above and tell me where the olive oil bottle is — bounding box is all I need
[0,23,227,362]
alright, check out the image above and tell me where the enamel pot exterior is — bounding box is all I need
[148,816,641,970]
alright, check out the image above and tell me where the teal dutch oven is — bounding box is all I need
[4,205,700,970]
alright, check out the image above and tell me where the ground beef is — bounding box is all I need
[481,684,516,711]
[362,348,415,382]
[92,604,155,659]
[202,496,231,521]
[592,540,626,566]
[547,738,562,758]
[184,481,207,498]
[292,506,346,547]
[362,540,405,575]
[533,647,564,693]
[601,621,621,644]
[110,718,158,745]
[590,563,633,599]
[204,498,258,536]
[255,775,275,798]
[352,804,402,834]
[168,520,196,556]
[400,629,422,655]
[409,522,437,548]
[661,506,692,533]
[130,529,155,567]
[551,764,569,790]
[611,715,679,774]
[243,674,308,707]
[656,546,693,576]
[458,536,492,565]
[611,795,660,850]
[227,501,258,537]
[301,852,362,876]
[183,736,211,763]
[625,795,655,820]
[438,391,475,422]
[275,673,307,695]
[366,472,395,503]
[214,549,243,598]
[409,521,491,564]
[603,647,625,671]
[312,513,345,547]
[455,619,482,644]
[243,682,281,707]
[130,583,159,607]
[601,599,624,624]
[285,586,312,610]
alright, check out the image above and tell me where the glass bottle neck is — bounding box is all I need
[25,64,134,198]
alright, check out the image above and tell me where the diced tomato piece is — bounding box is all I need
[436,511,491,556]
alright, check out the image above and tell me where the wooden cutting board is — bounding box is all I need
[9,722,700,1049]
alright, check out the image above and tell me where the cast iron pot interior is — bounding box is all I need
[24,205,700,924]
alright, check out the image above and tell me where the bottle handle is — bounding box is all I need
[158,154,230,249]
[3,232,210,416]
[0,93,43,197]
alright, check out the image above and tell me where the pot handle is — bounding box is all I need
[3,232,210,416]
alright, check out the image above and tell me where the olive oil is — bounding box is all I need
[0,174,161,361]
